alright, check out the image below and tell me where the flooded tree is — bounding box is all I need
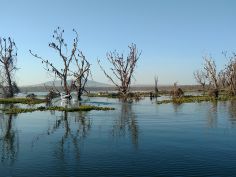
[195,56,220,98]
[154,75,159,97]
[203,56,220,98]
[72,50,90,100]
[220,53,236,96]
[98,43,141,98]
[193,70,206,94]
[0,37,18,97]
[171,82,184,98]
[204,57,219,89]
[30,27,90,98]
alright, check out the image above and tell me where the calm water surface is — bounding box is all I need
[1,97,236,176]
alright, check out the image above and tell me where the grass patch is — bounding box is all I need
[157,95,236,104]
[0,97,47,104]
[0,105,115,114]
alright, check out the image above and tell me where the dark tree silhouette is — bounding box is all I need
[98,43,141,98]
[154,75,158,97]
[0,37,18,97]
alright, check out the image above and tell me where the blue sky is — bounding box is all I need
[0,0,235,86]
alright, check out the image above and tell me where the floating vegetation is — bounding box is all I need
[0,105,115,114]
[157,95,236,104]
[0,97,47,104]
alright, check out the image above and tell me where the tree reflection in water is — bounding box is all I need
[227,100,236,126]
[54,111,91,160]
[33,110,91,161]
[0,113,19,165]
[206,102,218,128]
[112,102,139,148]
[172,103,184,113]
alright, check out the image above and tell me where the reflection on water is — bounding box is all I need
[112,102,139,147]
[172,103,184,113]
[206,102,218,128]
[227,101,236,126]
[33,111,91,161]
[1,98,236,176]
[0,113,19,164]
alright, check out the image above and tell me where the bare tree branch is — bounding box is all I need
[98,43,141,97]
[193,70,207,93]
[0,37,18,97]
[30,27,90,100]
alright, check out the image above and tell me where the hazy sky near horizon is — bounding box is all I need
[0,0,236,86]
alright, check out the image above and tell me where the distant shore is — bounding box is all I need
[20,85,202,93]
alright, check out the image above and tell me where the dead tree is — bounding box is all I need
[30,27,78,95]
[154,75,158,97]
[171,82,184,98]
[193,70,207,94]
[98,43,141,97]
[0,37,18,97]
[72,50,90,100]
[221,54,236,95]
[203,56,220,97]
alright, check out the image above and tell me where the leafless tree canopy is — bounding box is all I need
[203,56,219,90]
[193,70,206,91]
[220,53,236,95]
[30,27,90,99]
[72,50,90,100]
[0,37,18,97]
[194,55,221,97]
[98,43,141,96]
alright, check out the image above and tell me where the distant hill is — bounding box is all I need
[20,80,201,93]
[27,79,112,88]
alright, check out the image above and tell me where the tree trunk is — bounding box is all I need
[5,64,13,97]
[63,76,69,95]
[77,79,82,101]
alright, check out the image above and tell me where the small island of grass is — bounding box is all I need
[157,95,236,104]
[0,105,115,114]
[0,97,47,104]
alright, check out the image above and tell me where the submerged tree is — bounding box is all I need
[0,37,18,97]
[30,27,90,98]
[194,56,220,98]
[98,43,141,98]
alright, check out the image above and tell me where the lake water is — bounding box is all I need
[1,97,236,176]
